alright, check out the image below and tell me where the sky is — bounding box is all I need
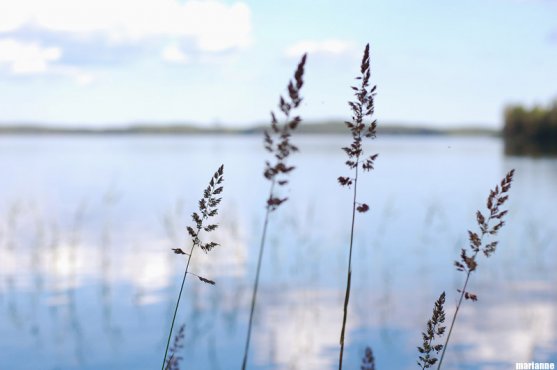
[0,0,556,128]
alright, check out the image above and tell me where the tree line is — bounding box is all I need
[504,100,557,155]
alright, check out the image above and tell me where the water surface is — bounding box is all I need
[0,135,555,369]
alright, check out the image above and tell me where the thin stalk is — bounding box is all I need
[437,233,485,370]
[241,180,275,370]
[241,53,305,369]
[339,160,359,370]
[337,43,377,368]
[161,230,199,370]
[436,271,470,369]
[437,169,514,369]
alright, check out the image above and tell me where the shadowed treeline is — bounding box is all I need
[504,100,557,156]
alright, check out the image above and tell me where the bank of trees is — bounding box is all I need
[504,101,557,155]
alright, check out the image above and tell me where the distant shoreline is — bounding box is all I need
[0,122,500,137]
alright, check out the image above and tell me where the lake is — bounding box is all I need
[0,135,555,370]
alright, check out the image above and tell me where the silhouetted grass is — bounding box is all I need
[337,43,378,370]
[240,53,307,370]
[417,292,446,369]
[161,165,224,370]
[434,169,515,369]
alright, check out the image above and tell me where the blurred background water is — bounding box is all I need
[0,134,555,370]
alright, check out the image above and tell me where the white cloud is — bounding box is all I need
[0,0,252,52]
[0,38,61,74]
[0,38,95,85]
[0,1,252,84]
[285,39,356,58]
[162,44,189,64]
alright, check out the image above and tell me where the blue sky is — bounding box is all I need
[0,0,556,128]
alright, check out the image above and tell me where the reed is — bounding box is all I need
[337,43,378,370]
[161,164,224,370]
[417,292,446,369]
[361,346,376,370]
[435,169,515,369]
[164,324,185,370]
[240,53,307,370]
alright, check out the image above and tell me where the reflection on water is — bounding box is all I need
[0,135,556,369]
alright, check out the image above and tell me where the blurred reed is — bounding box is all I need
[361,346,376,370]
[241,53,307,370]
[165,324,185,370]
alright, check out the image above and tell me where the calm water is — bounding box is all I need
[0,135,555,370]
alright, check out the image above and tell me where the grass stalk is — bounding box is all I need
[161,165,224,370]
[339,163,358,368]
[162,245,195,370]
[417,292,446,369]
[435,273,469,368]
[435,169,515,369]
[241,54,307,370]
[241,179,273,370]
[337,43,378,370]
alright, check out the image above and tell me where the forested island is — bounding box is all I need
[504,101,557,155]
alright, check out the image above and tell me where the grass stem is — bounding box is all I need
[337,43,377,370]
[436,169,514,369]
[241,54,306,370]
[339,163,358,369]
[241,180,275,370]
[161,243,196,370]
[161,165,224,369]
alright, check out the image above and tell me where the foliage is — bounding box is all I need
[504,101,557,155]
